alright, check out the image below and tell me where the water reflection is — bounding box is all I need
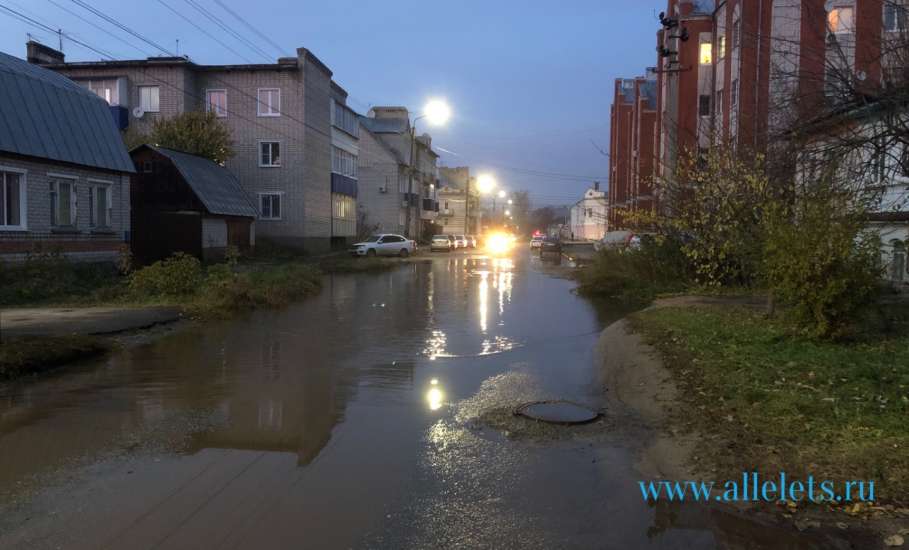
[426,379,445,411]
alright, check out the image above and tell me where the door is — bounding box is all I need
[379,235,403,255]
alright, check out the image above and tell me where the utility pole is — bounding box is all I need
[404,125,417,239]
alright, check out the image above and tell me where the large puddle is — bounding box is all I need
[0,253,849,548]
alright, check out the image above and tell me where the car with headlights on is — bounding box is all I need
[454,235,468,249]
[530,235,545,249]
[350,234,416,257]
[430,235,453,252]
[466,235,478,248]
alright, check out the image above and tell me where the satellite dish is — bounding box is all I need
[132,107,145,118]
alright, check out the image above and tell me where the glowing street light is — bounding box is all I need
[423,99,452,126]
[497,190,507,199]
[507,199,513,205]
[476,173,496,194]
[504,209,511,216]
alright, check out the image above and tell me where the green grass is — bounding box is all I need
[631,305,909,504]
[0,335,108,379]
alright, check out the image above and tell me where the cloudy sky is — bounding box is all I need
[0,0,664,206]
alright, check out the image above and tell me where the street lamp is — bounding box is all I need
[405,99,451,238]
[498,190,507,199]
[507,199,513,205]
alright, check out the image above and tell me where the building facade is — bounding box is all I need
[569,184,608,241]
[28,40,347,252]
[359,107,439,240]
[437,166,481,235]
[0,51,133,263]
[329,83,360,246]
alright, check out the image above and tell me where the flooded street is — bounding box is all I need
[1,253,840,549]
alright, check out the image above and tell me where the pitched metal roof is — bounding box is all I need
[0,51,134,173]
[137,145,258,218]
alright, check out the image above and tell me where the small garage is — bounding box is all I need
[130,145,258,264]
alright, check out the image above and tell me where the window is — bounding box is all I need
[82,79,119,105]
[718,34,727,59]
[257,88,281,117]
[828,7,854,34]
[699,42,713,65]
[733,17,741,48]
[715,89,725,113]
[331,146,358,178]
[699,94,711,117]
[0,169,26,230]
[206,89,227,117]
[331,100,359,137]
[884,3,908,32]
[142,161,153,173]
[138,85,160,112]
[259,141,281,167]
[89,182,112,228]
[49,178,77,227]
[259,193,282,220]
[334,195,354,219]
[890,240,906,283]
[731,79,739,107]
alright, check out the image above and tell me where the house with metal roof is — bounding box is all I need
[0,50,134,263]
[130,145,258,263]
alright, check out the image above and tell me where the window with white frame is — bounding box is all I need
[257,88,281,117]
[88,182,113,228]
[49,177,77,227]
[259,193,282,220]
[333,195,355,219]
[828,7,854,34]
[206,89,227,117]
[0,169,26,230]
[331,146,358,178]
[259,141,281,167]
[138,85,160,112]
[884,2,908,32]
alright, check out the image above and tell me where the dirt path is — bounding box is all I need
[1,306,182,337]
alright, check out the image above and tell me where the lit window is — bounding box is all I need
[718,34,727,58]
[259,193,282,220]
[257,88,281,117]
[206,89,227,117]
[828,7,854,33]
[259,141,281,167]
[138,85,160,112]
[699,42,713,65]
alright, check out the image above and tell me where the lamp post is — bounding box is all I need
[405,99,450,239]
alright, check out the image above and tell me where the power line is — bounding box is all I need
[69,0,175,56]
[0,2,116,59]
[212,0,285,57]
[182,0,273,62]
[45,0,152,57]
[155,0,257,64]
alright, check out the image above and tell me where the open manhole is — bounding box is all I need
[514,401,602,425]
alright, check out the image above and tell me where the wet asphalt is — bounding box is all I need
[0,251,850,549]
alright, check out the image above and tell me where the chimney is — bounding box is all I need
[593,181,600,191]
[368,106,410,120]
[27,40,65,65]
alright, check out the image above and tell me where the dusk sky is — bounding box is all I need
[0,0,665,207]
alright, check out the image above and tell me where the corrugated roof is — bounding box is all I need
[138,145,258,218]
[0,52,134,173]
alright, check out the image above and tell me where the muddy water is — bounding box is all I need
[0,254,846,549]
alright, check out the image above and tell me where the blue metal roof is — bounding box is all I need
[0,52,134,173]
[138,146,258,218]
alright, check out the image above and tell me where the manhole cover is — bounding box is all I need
[514,401,601,425]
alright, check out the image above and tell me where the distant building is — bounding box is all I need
[0,51,134,262]
[569,184,608,241]
[28,40,350,252]
[129,145,258,263]
[359,107,439,239]
[437,167,481,235]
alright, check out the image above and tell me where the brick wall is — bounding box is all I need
[0,153,130,262]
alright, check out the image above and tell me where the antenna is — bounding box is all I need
[176,39,180,56]
[58,29,63,51]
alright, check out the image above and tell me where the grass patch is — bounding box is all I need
[0,335,108,379]
[0,254,124,307]
[631,305,909,504]
[576,239,693,303]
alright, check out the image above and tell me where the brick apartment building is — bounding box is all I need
[608,0,904,229]
[27,39,355,252]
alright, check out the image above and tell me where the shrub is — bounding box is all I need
[129,252,203,297]
[0,251,121,306]
[577,236,692,301]
[763,184,883,339]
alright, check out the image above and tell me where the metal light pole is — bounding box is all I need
[403,100,451,239]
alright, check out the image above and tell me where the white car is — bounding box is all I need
[350,234,416,257]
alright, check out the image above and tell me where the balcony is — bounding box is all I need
[331,173,358,198]
[421,198,438,220]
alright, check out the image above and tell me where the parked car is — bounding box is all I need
[530,235,545,249]
[594,230,634,252]
[539,236,562,256]
[454,235,468,249]
[448,234,460,248]
[466,235,478,248]
[431,234,453,252]
[350,234,416,257]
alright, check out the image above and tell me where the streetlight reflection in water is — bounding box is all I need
[426,378,445,411]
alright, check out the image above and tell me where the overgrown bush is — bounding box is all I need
[763,184,883,339]
[0,251,121,306]
[577,236,692,301]
[128,252,203,297]
[193,262,321,315]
